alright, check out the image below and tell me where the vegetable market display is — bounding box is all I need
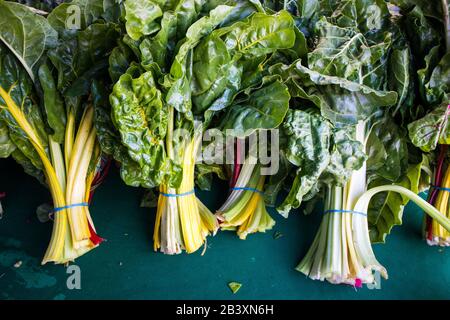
[0,0,449,289]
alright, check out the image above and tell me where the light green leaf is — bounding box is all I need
[110,68,170,188]
[124,0,163,40]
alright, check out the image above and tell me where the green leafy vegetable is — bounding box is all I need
[0,1,58,81]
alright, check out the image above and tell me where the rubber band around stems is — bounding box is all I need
[430,185,450,192]
[53,202,89,213]
[324,209,367,217]
[230,187,264,195]
[160,190,195,197]
[48,202,89,221]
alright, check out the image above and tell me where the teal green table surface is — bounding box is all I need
[0,158,449,300]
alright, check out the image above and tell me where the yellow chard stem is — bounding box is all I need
[49,136,66,193]
[0,85,67,264]
[65,106,94,242]
[64,111,75,174]
[69,120,97,244]
[354,185,450,233]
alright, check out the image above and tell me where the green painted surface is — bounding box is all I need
[0,158,449,300]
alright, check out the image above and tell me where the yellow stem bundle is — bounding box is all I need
[0,85,100,264]
[153,133,218,254]
[430,165,450,246]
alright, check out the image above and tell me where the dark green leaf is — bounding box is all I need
[0,120,15,158]
[38,63,66,143]
[0,1,57,82]
[48,22,120,92]
[221,81,290,137]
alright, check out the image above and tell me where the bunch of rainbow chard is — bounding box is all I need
[0,0,121,264]
[216,139,276,239]
[266,0,450,285]
[101,0,299,252]
[406,0,450,246]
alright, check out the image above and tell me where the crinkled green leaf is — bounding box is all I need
[271,60,397,125]
[166,5,235,115]
[390,0,445,21]
[328,0,391,38]
[92,79,119,155]
[110,68,170,188]
[189,9,296,121]
[139,11,177,72]
[172,0,205,40]
[308,17,391,89]
[218,10,296,57]
[280,26,308,62]
[124,0,163,41]
[93,78,162,188]
[205,0,264,28]
[191,36,242,117]
[276,109,331,217]
[322,126,366,185]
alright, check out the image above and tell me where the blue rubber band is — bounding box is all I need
[160,189,195,197]
[430,185,450,192]
[53,202,89,213]
[324,209,367,217]
[231,187,264,195]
